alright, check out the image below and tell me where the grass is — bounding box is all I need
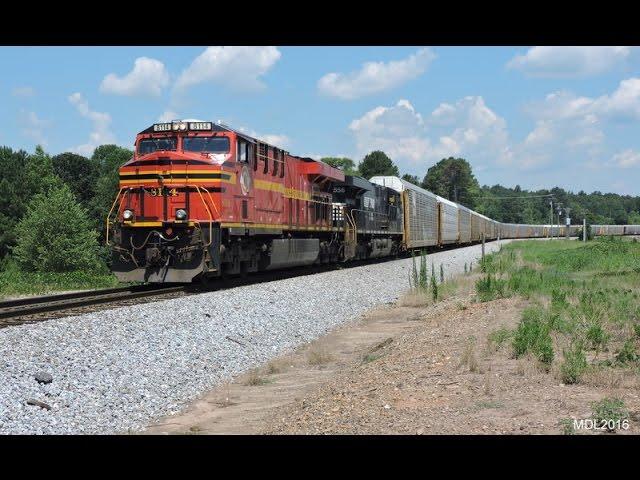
[244,369,273,386]
[591,397,629,431]
[476,400,504,409]
[459,336,481,372]
[559,418,576,435]
[560,341,588,384]
[307,345,334,366]
[0,260,122,298]
[512,307,554,368]
[474,236,640,385]
[488,326,513,350]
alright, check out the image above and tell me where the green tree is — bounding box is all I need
[0,146,62,258]
[0,147,30,257]
[402,173,421,186]
[13,184,102,273]
[321,157,358,176]
[24,145,63,195]
[422,157,480,208]
[358,151,399,179]
[88,145,133,237]
[52,152,99,206]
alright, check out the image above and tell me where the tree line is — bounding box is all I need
[1,145,638,276]
[0,145,132,273]
[325,152,640,226]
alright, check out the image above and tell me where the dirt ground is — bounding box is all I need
[145,275,640,435]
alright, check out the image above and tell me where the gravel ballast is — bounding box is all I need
[0,240,508,434]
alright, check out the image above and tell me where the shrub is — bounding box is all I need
[615,339,638,365]
[512,307,554,367]
[476,273,507,302]
[585,321,609,352]
[591,397,629,431]
[431,263,438,302]
[12,184,103,273]
[560,341,588,384]
[488,327,512,350]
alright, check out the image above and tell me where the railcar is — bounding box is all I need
[369,176,440,249]
[592,225,625,236]
[436,195,459,244]
[458,205,472,244]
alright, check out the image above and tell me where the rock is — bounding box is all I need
[34,372,53,384]
[26,399,52,410]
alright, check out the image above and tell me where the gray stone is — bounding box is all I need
[34,372,53,384]
[0,240,509,434]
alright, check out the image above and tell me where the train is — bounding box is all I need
[107,120,640,283]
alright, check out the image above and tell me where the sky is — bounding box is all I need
[1,46,640,195]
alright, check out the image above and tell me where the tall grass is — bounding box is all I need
[0,259,121,298]
[477,237,640,383]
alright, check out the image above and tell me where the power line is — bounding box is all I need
[477,194,554,200]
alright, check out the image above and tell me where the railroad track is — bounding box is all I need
[0,284,185,328]
[0,239,505,329]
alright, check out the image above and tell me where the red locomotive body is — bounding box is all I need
[109,121,345,282]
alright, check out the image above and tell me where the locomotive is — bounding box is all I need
[108,120,640,283]
[108,120,402,283]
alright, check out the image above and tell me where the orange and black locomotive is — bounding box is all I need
[108,120,404,283]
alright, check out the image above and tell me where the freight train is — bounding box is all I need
[107,120,640,283]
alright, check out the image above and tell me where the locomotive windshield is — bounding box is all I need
[137,137,177,155]
[183,136,230,154]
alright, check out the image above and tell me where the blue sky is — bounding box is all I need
[2,46,640,194]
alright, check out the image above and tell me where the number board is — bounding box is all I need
[147,187,179,197]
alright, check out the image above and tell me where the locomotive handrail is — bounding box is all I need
[105,187,126,246]
[191,185,214,248]
[348,208,391,232]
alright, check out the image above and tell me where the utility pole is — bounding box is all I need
[549,199,553,239]
[583,218,586,242]
[556,202,563,240]
[565,206,571,239]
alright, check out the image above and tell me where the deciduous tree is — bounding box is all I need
[358,151,399,179]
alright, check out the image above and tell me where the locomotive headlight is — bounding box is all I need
[123,209,134,221]
[175,209,187,220]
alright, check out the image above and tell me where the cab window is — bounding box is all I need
[183,136,230,153]
[237,140,248,163]
[137,137,177,155]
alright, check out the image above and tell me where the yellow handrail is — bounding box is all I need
[105,188,125,246]
[191,185,214,247]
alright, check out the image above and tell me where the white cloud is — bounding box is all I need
[12,86,36,98]
[175,46,281,92]
[231,123,290,149]
[158,110,180,122]
[527,79,640,122]
[609,149,640,168]
[68,92,116,156]
[507,46,633,78]
[100,57,169,97]
[349,97,511,172]
[318,48,435,100]
[516,78,640,169]
[19,110,49,146]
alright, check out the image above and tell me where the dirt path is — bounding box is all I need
[145,276,640,435]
